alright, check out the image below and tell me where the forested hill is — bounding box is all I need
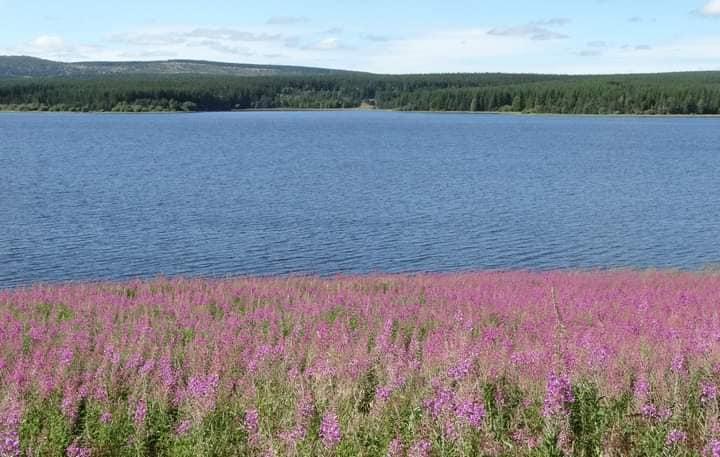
[0,56,353,77]
[1,57,720,114]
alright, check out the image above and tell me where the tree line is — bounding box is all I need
[2,72,720,114]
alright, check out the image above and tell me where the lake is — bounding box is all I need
[1,111,719,288]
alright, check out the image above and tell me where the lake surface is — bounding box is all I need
[1,111,719,287]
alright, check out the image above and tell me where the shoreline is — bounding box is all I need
[2,108,720,117]
[4,266,720,290]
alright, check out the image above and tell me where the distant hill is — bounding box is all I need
[2,55,720,114]
[0,56,356,78]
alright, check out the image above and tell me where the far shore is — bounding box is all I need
[2,108,720,118]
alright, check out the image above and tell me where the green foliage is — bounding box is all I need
[569,382,606,457]
[20,399,71,456]
[483,379,524,442]
[2,71,720,114]
[357,367,379,415]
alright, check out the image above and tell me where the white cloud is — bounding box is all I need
[488,25,568,41]
[112,28,283,46]
[487,19,570,41]
[30,35,66,52]
[702,0,720,16]
[533,18,572,27]
[361,28,545,73]
[303,37,345,51]
[266,16,310,25]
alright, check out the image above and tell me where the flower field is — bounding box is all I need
[2,271,720,456]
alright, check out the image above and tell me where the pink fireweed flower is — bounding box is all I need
[641,403,658,420]
[134,399,147,426]
[298,396,315,423]
[1,434,20,457]
[0,396,22,457]
[100,411,112,424]
[386,438,404,457]
[634,376,650,401]
[667,430,687,446]
[320,411,341,449]
[187,374,219,399]
[707,439,720,457]
[455,400,486,429]
[543,372,574,417]
[139,359,155,376]
[448,358,472,381]
[424,384,456,418]
[376,386,393,402]
[279,426,306,447]
[244,409,260,444]
[175,420,193,437]
[408,439,432,457]
[671,354,687,375]
[443,419,459,441]
[513,429,540,449]
[59,347,74,366]
[702,382,718,405]
[66,440,92,457]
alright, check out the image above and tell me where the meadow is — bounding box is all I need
[2,271,720,456]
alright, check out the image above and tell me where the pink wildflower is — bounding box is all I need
[100,411,112,424]
[408,439,432,457]
[66,440,92,457]
[543,372,574,417]
[455,400,486,429]
[386,438,404,457]
[134,399,147,426]
[244,409,260,443]
[671,354,687,375]
[706,439,720,457]
[176,420,193,436]
[320,411,341,449]
[702,382,718,404]
[667,429,687,446]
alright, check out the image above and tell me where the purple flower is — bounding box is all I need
[59,347,74,366]
[100,411,112,424]
[320,411,341,449]
[641,403,658,420]
[66,440,92,457]
[1,432,20,457]
[408,439,432,457]
[134,399,147,426]
[188,374,219,399]
[386,438,404,457]
[671,354,687,375]
[448,358,472,381]
[176,420,193,436]
[702,382,718,404]
[376,386,393,402]
[280,426,306,446]
[634,377,650,401]
[455,400,486,429]
[543,372,574,417]
[707,439,720,457]
[244,409,260,443]
[424,384,456,418]
[666,429,687,446]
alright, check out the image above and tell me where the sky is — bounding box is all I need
[1,0,720,74]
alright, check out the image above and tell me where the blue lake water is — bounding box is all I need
[1,111,719,287]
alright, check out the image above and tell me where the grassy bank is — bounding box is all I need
[2,271,720,456]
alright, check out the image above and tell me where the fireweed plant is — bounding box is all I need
[2,271,720,456]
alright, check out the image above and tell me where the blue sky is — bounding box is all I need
[1,0,720,74]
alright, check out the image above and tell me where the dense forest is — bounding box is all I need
[2,71,720,114]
